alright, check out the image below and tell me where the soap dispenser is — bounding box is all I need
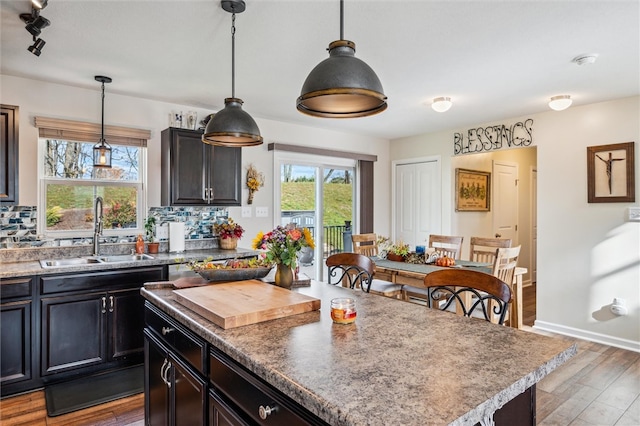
[135,234,144,254]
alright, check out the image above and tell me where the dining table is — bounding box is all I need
[372,257,527,329]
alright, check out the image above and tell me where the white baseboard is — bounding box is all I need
[533,320,640,353]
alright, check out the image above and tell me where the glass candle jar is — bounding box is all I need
[331,298,357,324]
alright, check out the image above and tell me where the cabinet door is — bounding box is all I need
[209,390,249,426]
[0,104,19,204]
[210,145,241,206]
[41,293,106,375]
[173,353,207,426]
[110,288,145,359]
[162,128,209,205]
[0,300,31,384]
[145,331,170,426]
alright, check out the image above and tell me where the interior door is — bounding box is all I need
[395,160,441,249]
[492,161,519,245]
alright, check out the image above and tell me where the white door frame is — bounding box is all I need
[391,156,441,243]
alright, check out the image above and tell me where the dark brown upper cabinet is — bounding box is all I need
[161,128,241,206]
[1,104,19,205]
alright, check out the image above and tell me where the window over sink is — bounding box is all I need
[35,117,150,238]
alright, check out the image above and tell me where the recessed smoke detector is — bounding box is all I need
[572,54,598,65]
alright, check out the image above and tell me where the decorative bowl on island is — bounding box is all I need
[189,258,273,282]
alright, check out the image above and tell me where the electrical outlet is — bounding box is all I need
[241,206,252,218]
[255,207,268,217]
[627,207,640,222]
[156,224,169,240]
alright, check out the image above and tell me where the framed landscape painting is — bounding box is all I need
[455,168,491,211]
[587,142,635,203]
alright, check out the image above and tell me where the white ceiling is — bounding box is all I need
[1,0,639,140]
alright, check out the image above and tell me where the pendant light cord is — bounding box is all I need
[339,0,344,40]
[100,80,105,142]
[231,12,236,98]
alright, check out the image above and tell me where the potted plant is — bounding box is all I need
[144,216,160,254]
[386,241,410,262]
[214,218,244,250]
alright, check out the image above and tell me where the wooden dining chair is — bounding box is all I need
[423,269,512,325]
[325,253,403,299]
[492,245,521,286]
[429,234,464,260]
[469,236,512,264]
[351,233,379,257]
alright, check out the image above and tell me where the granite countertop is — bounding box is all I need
[142,281,577,426]
[0,248,259,278]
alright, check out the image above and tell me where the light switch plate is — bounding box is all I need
[627,207,640,222]
[241,206,252,218]
[255,207,268,217]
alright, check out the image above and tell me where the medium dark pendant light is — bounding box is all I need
[93,75,113,168]
[297,0,387,118]
[203,0,262,147]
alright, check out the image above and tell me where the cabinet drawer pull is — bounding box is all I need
[108,295,114,313]
[160,358,172,388]
[101,296,107,314]
[161,326,175,335]
[259,404,277,419]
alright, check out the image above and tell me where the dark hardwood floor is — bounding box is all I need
[2,283,638,426]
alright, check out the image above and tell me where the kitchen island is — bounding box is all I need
[141,280,576,426]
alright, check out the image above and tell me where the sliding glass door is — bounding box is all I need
[276,156,355,281]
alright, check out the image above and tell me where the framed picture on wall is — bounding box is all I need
[455,168,491,211]
[587,142,635,203]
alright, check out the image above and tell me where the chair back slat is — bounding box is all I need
[492,246,521,285]
[423,269,512,325]
[469,237,512,264]
[429,234,464,259]
[351,233,379,257]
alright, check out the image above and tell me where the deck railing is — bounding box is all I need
[306,225,348,258]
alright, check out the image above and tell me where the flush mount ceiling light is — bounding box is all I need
[296,0,387,118]
[431,97,453,113]
[548,95,572,111]
[202,0,262,147]
[572,54,598,66]
[93,76,113,168]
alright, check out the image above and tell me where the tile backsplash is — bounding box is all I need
[0,205,228,249]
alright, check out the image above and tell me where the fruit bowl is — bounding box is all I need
[193,266,273,282]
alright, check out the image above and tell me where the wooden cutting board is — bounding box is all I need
[172,279,321,329]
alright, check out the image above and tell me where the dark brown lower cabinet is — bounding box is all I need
[39,266,165,383]
[0,277,34,395]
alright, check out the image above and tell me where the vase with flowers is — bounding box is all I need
[252,225,315,289]
[214,218,244,250]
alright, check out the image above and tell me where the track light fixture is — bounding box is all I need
[27,36,45,56]
[19,1,50,56]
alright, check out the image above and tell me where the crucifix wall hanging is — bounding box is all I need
[587,142,635,203]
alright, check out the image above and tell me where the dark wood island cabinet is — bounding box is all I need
[161,127,242,206]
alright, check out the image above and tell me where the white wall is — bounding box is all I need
[1,74,392,250]
[391,97,640,351]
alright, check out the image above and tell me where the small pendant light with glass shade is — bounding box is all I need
[93,75,112,168]
[297,0,387,118]
[202,0,262,147]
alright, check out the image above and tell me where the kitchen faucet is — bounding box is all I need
[93,196,104,256]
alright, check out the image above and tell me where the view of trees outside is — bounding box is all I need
[44,140,141,231]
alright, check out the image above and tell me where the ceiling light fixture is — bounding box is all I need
[93,76,113,168]
[24,14,50,36]
[431,97,453,113]
[548,95,572,111]
[572,54,598,66]
[27,36,45,56]
[296,0,387,118]
[202,0,262,147]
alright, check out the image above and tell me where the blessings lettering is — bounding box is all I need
[454,119,533,155]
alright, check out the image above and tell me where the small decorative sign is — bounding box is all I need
[454,119,533,155]
[455,168,491,212]
[587,142,635,203]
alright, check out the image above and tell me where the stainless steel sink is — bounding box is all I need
[39,254,154,268]
[40,257,104,268]
[97,254,154,263]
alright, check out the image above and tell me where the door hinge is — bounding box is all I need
[515,179,519,186]
[515,224,518,231]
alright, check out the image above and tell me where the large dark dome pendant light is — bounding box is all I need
[203,0,262,147]
[297,0,387,118]
[93,75,113,168]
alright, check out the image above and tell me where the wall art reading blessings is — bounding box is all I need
[454,119,533,155]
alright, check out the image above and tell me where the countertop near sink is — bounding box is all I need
[0,248,259,279]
